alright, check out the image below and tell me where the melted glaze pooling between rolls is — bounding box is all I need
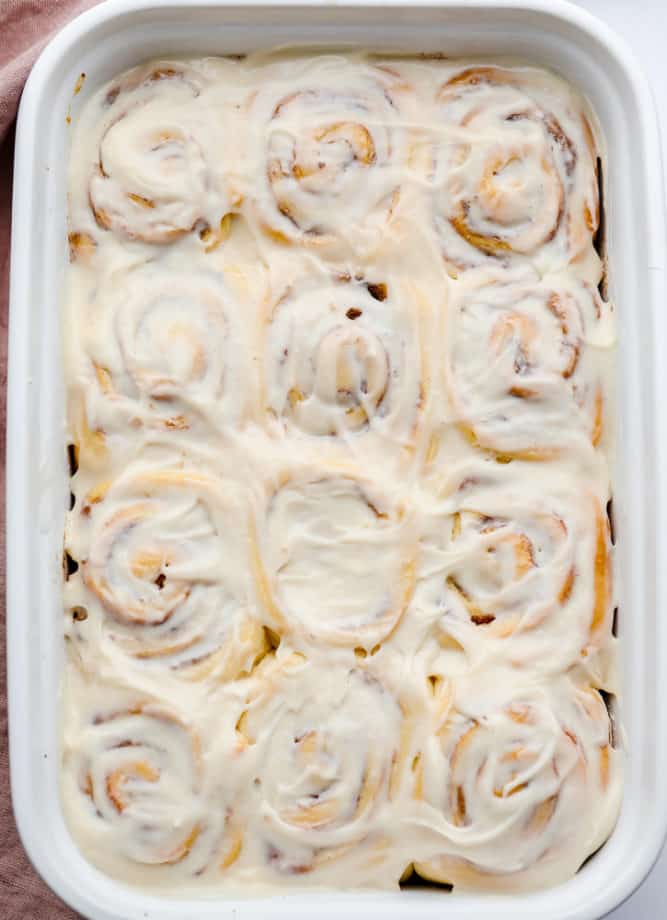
[63,52,619,895]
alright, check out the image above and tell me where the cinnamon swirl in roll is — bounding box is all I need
[445,272,613,458]
[414,674,621,891]
[75,61,238,246]
[264,275,425,446]
[233,653,406,882]
[78,265,251,439]
[62,692,235,880]
[69,465,267,681]
[247,56,409,256]
[432,66,601,274]
[415,464,612,672]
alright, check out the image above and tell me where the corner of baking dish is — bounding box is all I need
[6,1,667,919]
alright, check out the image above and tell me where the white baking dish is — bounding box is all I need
[6,0,667,917]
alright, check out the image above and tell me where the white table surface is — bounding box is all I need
[571,1,667,917]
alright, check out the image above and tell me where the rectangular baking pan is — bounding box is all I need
[7,1,667,918]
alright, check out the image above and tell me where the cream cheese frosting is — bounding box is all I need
[62,52,620,895]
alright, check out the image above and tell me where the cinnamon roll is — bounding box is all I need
[248,57,408,255]
[74,467,267,681]
[445,273,612,459]
[264,275,424,445]
[63,699,230,875]
[83,61,237,245]
[414,674,621,891]
[254,468,416,649]
[416,466,612,671]
[433,66,600,273]
[234,654,405,881]
[81,266,250,436]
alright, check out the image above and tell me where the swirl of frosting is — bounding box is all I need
[414,675,620,891]
[83,267,249,435]
[249,57,406,254]
[64,701,228,871]
[265,276,424,443]
[433,67,599,272]
[88,62,235,245]
[416,467,612,671]
[78,468,267,680]
[235,654,404,878]
[446,273,611,458]
[254,469,415,649]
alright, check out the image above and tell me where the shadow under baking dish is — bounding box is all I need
[6,2,667,920]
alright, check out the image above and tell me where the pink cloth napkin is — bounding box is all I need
[0,0,97,141]
[1,3,97,916]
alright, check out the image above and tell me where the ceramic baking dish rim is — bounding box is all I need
[7,1,667,919]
